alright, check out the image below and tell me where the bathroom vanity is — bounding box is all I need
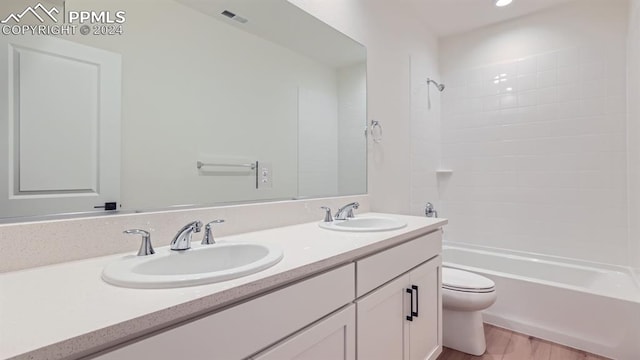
[0,214,445,360]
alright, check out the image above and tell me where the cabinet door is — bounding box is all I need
[252,304,355,360]
[356,272,411,360]
[408,258,442,360]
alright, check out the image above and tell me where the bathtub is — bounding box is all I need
[443,244,640,360]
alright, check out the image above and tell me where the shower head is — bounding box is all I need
[427,78,445,92]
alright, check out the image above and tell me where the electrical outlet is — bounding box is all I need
[258,162,272,189]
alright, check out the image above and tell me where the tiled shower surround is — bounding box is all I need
[440,42,628,265]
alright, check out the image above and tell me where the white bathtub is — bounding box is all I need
[443,244,640,360]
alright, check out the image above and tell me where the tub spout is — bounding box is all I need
[425,202,438,218]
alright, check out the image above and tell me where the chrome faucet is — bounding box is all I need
[425,202,438,218]
[170,220,202,251]
[335,202,359,220]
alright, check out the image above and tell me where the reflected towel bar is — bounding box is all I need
[197,161,257,170]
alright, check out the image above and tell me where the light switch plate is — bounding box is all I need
[258,162,272,189]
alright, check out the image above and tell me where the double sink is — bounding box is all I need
[102,210,406,289]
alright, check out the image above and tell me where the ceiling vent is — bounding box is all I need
[221,10,248,24]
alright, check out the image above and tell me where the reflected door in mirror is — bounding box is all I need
[0,36,121,217]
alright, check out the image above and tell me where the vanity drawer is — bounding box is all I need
[356,229,441,297]
[92,264,355,360]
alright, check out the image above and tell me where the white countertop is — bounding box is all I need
[0,213,446,360]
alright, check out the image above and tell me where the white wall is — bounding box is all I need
[439,0,630,265]
[289,0,441,215]
[629,0,640,271]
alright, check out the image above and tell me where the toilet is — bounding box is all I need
[442,267,497,356]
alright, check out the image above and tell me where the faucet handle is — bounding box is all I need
[123,229,155,256]
[320,207,333,222]
[202,219,225,245]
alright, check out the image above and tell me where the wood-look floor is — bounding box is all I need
[437,324,611,360]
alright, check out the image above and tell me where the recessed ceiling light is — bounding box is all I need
[495,0,513,7]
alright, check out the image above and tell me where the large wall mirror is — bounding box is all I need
[0,0,367,221]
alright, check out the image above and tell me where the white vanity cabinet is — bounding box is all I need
[356,230,442,360]
[89,229,442,360]
[91,264,355,360]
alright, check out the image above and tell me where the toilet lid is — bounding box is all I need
[442,267,495,293]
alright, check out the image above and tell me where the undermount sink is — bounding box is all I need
[319,216,407,232]
[102,243,284,289]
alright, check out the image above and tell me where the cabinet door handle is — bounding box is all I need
[412,285,419,317]
[406,288,414,321]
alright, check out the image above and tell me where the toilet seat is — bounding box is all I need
[443,267,495,293]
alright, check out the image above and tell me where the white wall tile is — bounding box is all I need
[517,57,537,75]
[537,86,557,104]
[537,104,559,121]
[469,98,484,113]
[606,96,627,115]
[517,74,537,91]
[580,45,606,65]
[518,90,538,107]
[606,57,627,79]
[557,100,582,119]
[468,83,486,98]
[439,0,629,266]
[517,106,538,122]
[581,61,605,80]
[467,67,485,85]
[500,94,518,109]
[557,83,581,102]
[557,47,581,67]
[557,66,581,84]
[537,70,557,88]
[607,75,627,98]
[446,71,467,88]
[580,98,606,116]
[483,95,501,111]
[580,81,606,99]
[536,52,558,72]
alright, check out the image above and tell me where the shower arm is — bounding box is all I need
[426,78,445,92]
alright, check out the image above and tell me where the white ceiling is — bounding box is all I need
[406,0,578,37]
